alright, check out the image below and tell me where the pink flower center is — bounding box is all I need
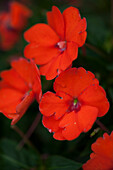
[56,41,67,52]
[67,98,81,113]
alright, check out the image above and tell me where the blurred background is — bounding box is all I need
[0,0,113,169]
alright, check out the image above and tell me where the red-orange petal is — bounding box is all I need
[11,91,35,125]
[77,105,98,132]
[47,6,64,39]
[59,42,78,70]
[59,111,82,140]
[91,132,113,160]
[10,2,32,30]
[30,60,42,102]
[78,85,109,117]
[83,132,113,170]
[24,43,60,65]
[83,154,113,170]
[63,7,87,46]
[42,115,61,132]
[54,68,99,98]
[0,88,23,109]
[53,129,65,140]
[39,54,61,80]
[1,68,28,92]
[24,24,60,46]
[39,42,78,80]
[39,91,71,119]
[11,58,34,87]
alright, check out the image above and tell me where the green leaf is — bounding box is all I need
[0,138,41,170]
[46,155,82,170]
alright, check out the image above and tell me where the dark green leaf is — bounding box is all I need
[0,138,41,170]
[46,155,82,170]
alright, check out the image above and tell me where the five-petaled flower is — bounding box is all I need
[39,68,109,140]
[24,6,87,80]
[0,58,42,125]
[0,2,32,50]
[83,132,113,170]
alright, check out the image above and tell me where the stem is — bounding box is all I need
[96,119,110,134]
[85,43,106,58]
[11,125,33,147]
[18,112,41,149]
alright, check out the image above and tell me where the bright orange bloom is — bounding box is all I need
[83,132,113,170]
[39,68,109,140]
[0,2,32,50]
[0,58,42,125]
[24,6,87,80]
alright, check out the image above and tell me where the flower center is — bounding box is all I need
[67,98,81,113]
[56,41,67,52]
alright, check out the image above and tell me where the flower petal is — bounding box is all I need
[0,88,23,108]
[39,91,70,119]
[24,23,60,46]
[47,6,64,39]
[1,68,28,92]
[54,67,99,97]
[83,154,113,170]
[91,133,113,160]
[42,115,61,132]
[24,43,60,65]
[53,129,65,140]
[63,7,87,46]
[59,42,78,70]
[39,54,61,80]
[59,111,82,140]
[11,91,35,125]
[78,85,109,117]
[77,105,98,132]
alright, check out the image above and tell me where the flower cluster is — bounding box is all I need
[0,5,110,146]
[0,2,32,50]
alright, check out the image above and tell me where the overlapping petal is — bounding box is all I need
[24,24,60,46]
[40,91,72,119]
[78,85,110,117]
[0,58,42,125]
[54,67,99,97]
[24,44,61,65]
[77,105,98,132]
[39,42,78,80]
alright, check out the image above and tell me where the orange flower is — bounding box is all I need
[0,58,42,125]
[24,6,87,80]
[83,132,113,170]
[39,68,109,140]
[0,2,32,50]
